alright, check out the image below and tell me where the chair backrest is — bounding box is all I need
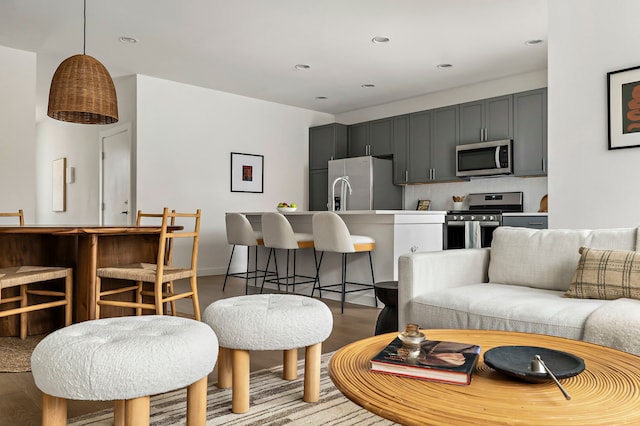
[312,212,355,253]
[0,210,24,226]
[261,212,300,249]
[225,213,259,247]
[155,208,201,278]
[137,209,176,265]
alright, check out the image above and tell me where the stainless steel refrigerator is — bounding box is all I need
[327,156,402,211]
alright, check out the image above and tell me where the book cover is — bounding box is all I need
[370,337,481,385]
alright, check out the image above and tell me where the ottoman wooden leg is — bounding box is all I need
[283,348,298,380]
[232,349,250,414]
[125,395,150,426]
[42,393,67,426]
[186,376,208,426]
[217,347,232,389]
[303,343,322,402]
[114,400,126,426]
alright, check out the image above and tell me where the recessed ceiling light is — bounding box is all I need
[437,63,453,69]
[361,84,376,88]
[294,64,311,70]
[315,96,328,100]
[371,36,390,44]
[118,36,137,44]
[525,39,544,46]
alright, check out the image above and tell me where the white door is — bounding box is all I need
[100,124,132,225]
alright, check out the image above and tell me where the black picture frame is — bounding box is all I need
[416,199,431,211]
[230,152,264,193]
[607,65,640,150]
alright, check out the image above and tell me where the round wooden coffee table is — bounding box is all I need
[328,329,640,425]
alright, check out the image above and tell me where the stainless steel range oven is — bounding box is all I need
[444,191,523,250]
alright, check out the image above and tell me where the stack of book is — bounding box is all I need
[370,336,481,385]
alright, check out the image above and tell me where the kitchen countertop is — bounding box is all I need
[252,210,447,215]
[502,212,548,216]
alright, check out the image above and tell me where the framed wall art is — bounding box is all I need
[230,152,264,193]
[52,157,66,211]
[608,65,640,150]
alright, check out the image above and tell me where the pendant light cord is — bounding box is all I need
[83,0,86,55]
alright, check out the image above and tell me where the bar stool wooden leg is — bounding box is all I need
[232,349,250,413]
[42,393,67,426]
[303,343,322,402]
[114,400,126,426]
[217,347,232,388]
[283,348,298,380]
[186,376,208,426]
[125,395,150,426]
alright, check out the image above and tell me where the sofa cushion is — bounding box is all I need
[408,283,606,340]
[565,247,640,300]
[488,227,638,291]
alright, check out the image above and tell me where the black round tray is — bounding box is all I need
[483,345,585,383]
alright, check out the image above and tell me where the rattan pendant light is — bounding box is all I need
[47,0,118,124]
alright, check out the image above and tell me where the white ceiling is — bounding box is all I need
[0,0,547,116]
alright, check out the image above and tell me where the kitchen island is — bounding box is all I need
[238,210,445,307]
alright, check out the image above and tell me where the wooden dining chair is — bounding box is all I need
[0,210,73,339]
[95,208,202,320]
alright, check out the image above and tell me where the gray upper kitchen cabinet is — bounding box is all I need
[408,110,431,183]
[513,88,547,176]
[309,123,348,170]
[348,118,393,157]
[430,105,459,181]
[393,115,409,184]
[309,123,347,210]
[459,95,513,144]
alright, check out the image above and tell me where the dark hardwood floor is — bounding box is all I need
[0,274,382,426]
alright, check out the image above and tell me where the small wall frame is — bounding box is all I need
[230,152,264,193]
[52,157,66,212]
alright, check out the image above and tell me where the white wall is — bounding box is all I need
[135,75,334,275]
[0,45,36,221]
[548,0,640,229]
[35,75,137,224]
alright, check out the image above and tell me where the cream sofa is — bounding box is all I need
[398,226,640,354]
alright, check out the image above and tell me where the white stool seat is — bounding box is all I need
[32,316,217,401]
[202,294,332,414]
[203,294,332,350]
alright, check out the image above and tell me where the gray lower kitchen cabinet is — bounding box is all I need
[309,123,347,170]
[348,118,393,157]
[459,95,513,144]
[309,169,329,211]
[514,88,547,176]
[502,215,548,229]
[393,115,409,184]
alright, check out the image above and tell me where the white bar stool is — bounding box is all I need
[311,211,378,313]
[260,212,316,293]
[223,213,274,294]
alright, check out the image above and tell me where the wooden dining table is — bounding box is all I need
[0,225,171,337]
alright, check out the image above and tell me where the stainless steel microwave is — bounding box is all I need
[456,139,513,178]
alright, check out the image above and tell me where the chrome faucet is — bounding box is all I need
[331,176,352,211]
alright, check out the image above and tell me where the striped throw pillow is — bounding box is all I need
[565,247,640,300]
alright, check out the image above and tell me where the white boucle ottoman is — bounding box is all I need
[31,315,218,426]
[202,294,333,413]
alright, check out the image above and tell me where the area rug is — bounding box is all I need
[0,334,47,372]
[68,352,397,425]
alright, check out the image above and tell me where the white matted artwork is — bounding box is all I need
[230,152,264,193]
[608,65,640,150]
[52,157,66,211]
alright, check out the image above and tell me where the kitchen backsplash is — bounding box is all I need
[403,176,548,212]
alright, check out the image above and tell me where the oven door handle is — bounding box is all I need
[446,221,500,227]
